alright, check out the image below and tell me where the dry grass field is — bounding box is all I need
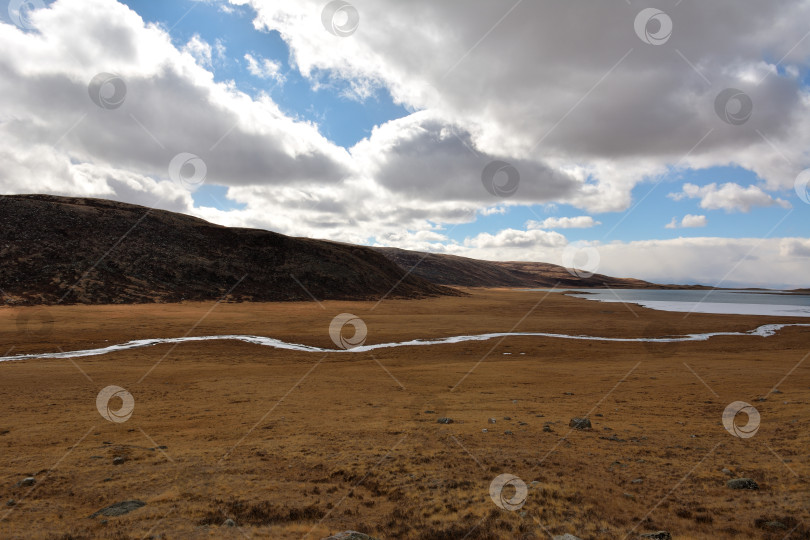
[0,289,808,539]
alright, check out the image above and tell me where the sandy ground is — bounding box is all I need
[0,289,808,539]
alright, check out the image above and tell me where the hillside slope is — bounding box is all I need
[0,195,456,305]
[374,247,655,289]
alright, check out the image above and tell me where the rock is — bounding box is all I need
[504,430,513,435]
[6,499,15,507]
[436,417,453,424]
[424,410,435,414]
[543,425,553,432]
[112,457,126,466]
[721,468,732,475]
[17,477,35,487]
[488,418,497,424]
[503,416,511,420]
[763,521,787,530]
[771,389,782,394]
[89,500,146,518]
[323,532,379,540]
[222,518,236,527]
[553,535,583,540]
[640,532,671,540]
[727,478,759,490]
[631,478,643,484]
[563,392,574,395]
[569,417,592,430]
[482,429,488,433]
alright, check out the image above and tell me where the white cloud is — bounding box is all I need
[527,216,601,229]
[239,0,810,211]
[244,52,284,82]
[593,237,810,289]
[666,214,708,229]
[670,183,791,212]
[183,35,212,67]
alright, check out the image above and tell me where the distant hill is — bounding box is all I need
[374,247,655,289]
[0,195,455,305]
[0,195,670,306]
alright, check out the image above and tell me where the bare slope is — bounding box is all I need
[0,195,455,305]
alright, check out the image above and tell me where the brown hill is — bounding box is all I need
[373,247,655,289]
[0,195,456,305]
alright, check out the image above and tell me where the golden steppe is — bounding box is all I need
[0,289,808,539]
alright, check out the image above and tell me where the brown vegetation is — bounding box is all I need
[0,290,808,539]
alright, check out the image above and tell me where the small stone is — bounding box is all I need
[631,478,643,484]
[6,499,15,507]
[89,500,146,518]
[771,389,782,394]
[18,477,35,487]
[488,418,497,424]
[543,425,553,433]
[640,532,671,540]
[504,430,513,435]
[563,392,574,395]
[503,416,511,420]
[553,535,583,540]
[482,429,488,433]
[595,413,603,417]
[424,410,435,414]
[324,532,379,540]
[721,468,732,475]
[112,457,126,466]
[569,417,592,430]
[763,521,787,530]
[512,400,518,404]
[222,518,236,527]
[727,478,758,490]
[436,417,453,424]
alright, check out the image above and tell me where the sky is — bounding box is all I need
[1,0,809,288]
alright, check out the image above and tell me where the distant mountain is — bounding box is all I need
[373,247,659,289]
[0,195,455,305]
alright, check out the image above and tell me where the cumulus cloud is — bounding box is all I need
[244,52,284,82]
[527,216,601,230]
[183,35,213,67]
[0,0,350,207]
[665,214,708,229]
[240,0,810,205]
[670,183,791,212]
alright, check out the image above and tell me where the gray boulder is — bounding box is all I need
[727,478,759,490]
[17,477,35,487]
[569,417,592,430]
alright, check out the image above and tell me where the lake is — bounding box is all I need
[528,288,810,317]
